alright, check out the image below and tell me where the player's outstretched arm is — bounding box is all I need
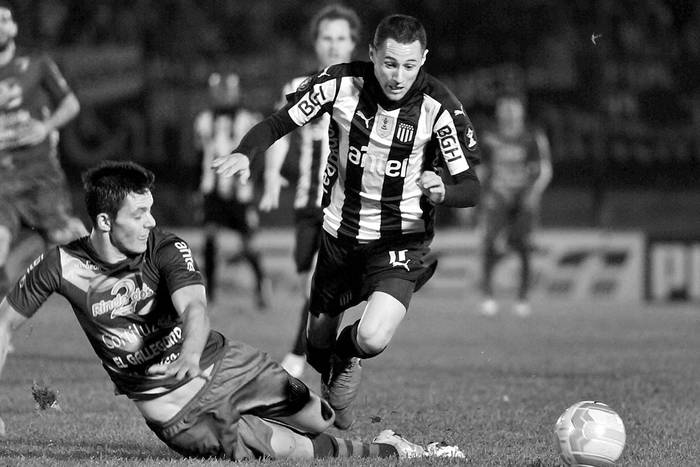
[259,136,291,212]
[147,284,210,381]
[211,151,251,183]
[0,298,28,380]
[213,96,317,181]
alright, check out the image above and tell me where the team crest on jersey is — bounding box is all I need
[395,122,415,143]
[376,114,395,139]
[466,125,478,151]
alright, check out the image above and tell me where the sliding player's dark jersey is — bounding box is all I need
[236,61,480,242]
[0,51,72,163]
[6,229,226,399]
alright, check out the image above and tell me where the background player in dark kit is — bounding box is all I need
[0,1,86,299]
[478,91,552,317]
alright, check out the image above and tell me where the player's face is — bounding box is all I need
[496,97,525,130]
[0,8,17,50]
[315,18,356,68]
[110,190,156,256]
[370,38,426,101]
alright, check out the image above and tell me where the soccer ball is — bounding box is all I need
[554,400,626,466]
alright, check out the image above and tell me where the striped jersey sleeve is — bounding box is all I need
[425,77,480,180]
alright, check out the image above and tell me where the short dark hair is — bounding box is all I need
[309,4,361,45]
[82,161,155,223]
[372,14,426,50]
[0,1,14,13]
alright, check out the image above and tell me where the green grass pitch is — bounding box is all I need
[1,234,698,466]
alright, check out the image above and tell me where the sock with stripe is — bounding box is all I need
[334,320,382,360]
[310,433,397,458]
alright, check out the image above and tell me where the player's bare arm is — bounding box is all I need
[15,93,80,147]
[259,136,291,211]
[146,284,209,381]
[0,298,28,379]
[523,131,553,209]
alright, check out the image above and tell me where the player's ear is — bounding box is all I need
[95,213,111,232]
[368,44,376,63]
[420,48,428,67]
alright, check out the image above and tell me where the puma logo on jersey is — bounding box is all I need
[389,250,411,271]
[356,110,374,129]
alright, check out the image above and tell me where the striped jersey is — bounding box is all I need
[480,125,550,199]
[194,105,259,202]
[239,61,480,242]
[6,229,226,400]
[280,76,330,210]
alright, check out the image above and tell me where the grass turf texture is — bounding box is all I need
[1,272,699,465]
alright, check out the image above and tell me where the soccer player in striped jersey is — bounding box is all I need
[213,14,481,430]
[259,4,361,379]
[478,91,552,317]
[193,72,270,308]
[0,160,438,461]
[0,2,86,300]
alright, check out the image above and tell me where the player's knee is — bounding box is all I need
[354,326,389,356]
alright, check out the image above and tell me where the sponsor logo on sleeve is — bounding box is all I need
[289,82,334,124]
[436,124,464,162]
[174,241,195,272]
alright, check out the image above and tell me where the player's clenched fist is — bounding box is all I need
[415,170,445,205]
[211,152,251,183]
